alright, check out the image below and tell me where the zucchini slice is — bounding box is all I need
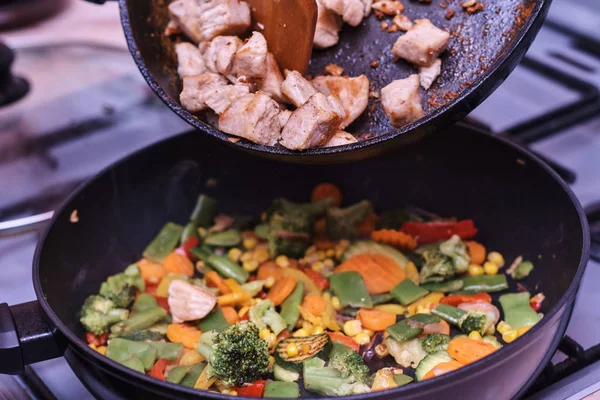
[274,334,332,371]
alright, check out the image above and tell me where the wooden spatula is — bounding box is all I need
[245,0,318,75]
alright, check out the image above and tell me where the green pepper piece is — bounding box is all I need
[394,374,414,386]
[190,246,211,263]
[181,222,200,244]
[117,330,165,342]
[111,307,168,336]
[457,275,508,293]
[512,261,534,280]
[166,365,191,384]
[131,293,159,313]
[204,229,242,247]
[106,338,158,371]
[386,320,422,342]
[410,313,440,324]
[280,281,305,330]
[371,293,393,305]
[254,223,269,239]
[149,342,184,361]
[190,194,217,227]
[329,271,373,308]
[499,292,541,330]
[264,381,300,398]
[207,254,249,284]
[180,363,207,387]
[390,279,429,305]
[431,303,467,326]
[421,280,464,293]
[143,222,184,263]
[197,307,230,332]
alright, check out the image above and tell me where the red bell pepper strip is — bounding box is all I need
[149,358,173,381]
[301,267,330,291]
[439,293,492,307]
[175,237,201,259]
[400,220,478,244]
[145,283,158,297]
[154,296,171,313]
[234,380,266,397]
[327,332,360,352]
[530,293,545,311]
[86,332,109,346]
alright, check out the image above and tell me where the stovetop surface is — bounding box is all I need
[1,0,600,398]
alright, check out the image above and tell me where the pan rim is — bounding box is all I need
[116,0,550,158]
[32,126,590,399]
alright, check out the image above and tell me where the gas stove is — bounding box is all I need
[1,0,599,398]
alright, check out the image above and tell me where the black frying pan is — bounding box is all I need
[86,0,550,162]
[0,124,590,399]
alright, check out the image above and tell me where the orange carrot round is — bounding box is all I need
[302,294,327,316]
[166,323,203,349]
[335,253,406,294]
[423,360,464,380]
[257,261,284,281]
[357,308,396,331]
[205,271,232,295]
[266,276,297,306]
[137,258,166,285]
[371,229,417,251]
[163,252,194,277]
[311,183,342,207]
[465,241,486,265]
[447,337,497,365]
[221,306,240,325]
[422,320,451,336]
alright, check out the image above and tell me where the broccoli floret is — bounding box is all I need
[248,299,287,336]
[385,337,427,368]
[326,200,373,240]
[99,265,145,308]
[328,342,371,385]
[459,312,493,335]
[439,235,470,273]
[303,357,371,396]
[207,321,270,387]
[421,333,451,354]
[80,295,129,335]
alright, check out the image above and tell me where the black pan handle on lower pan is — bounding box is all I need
[0,302,64,374]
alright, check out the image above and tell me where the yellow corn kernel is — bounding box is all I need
[323,259,335,269]
[259,328,272,341]
[316,250,326,260]
[483,261,499,275]
[238,306,250,318]
[269,333,277,346]
[275,255,290,268]
[497,321,512,335]
[268,356,275,369]
[374,304,406,315]
[264,277,275,289]
[362,329,375,337]
[343,320,363,337]
[331,296,342,311]
[229,390,238,396]
[254,248,270,263]
[302,320,314,331]
[335,248,345,260]
[311,261,325,272]
[312,326,325,335]
[375,344,389,358]
[487,251,505,267]
[243,237,258,250]
[195,260,205,273]
[228,248,243,263]
[242,260,259,272]
[180,349,205,366]
[294,328,310,337]
[286,343,299,357]
[517,326,531,337]
[502,330,518,343]
[240,251,254,263]
[326,249,336,258]
[468,264,485,276]
[197,227,207,238]
[301,344,311,354]
[468,331,482,341]
[354,332,371,345]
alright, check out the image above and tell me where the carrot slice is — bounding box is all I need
[422,320,451,336]
[357,308,396,331]
[423,360,464,380]
[465,241,486,265]
[166,323,203,349]
[137,258,166,285]
[257,261,284,281]
[371,229,417,251]
[302,294,327,316]
[311,183,342,207]
[335,253,406,294]
[447,337,498,365]
[266,276,297,306]
[221,306,240,325]
[163,252,194,277]
[205,271,231,295]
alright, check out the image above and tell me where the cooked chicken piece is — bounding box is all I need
[259,53,287,103]
[381,75,424,128]
[219,92,282,145]
[419,58,442,90]
[321,0,365,27]
[393,13,413,31]
[324,64,344,76]
[204,84,250,114]
[322,130,358,147]
[311,75,369,128]
[201,0,251,41]
[164,19,181,36]
[205,36,243,77]
[168,279,217,323]
[280,92,343,150]
[278,110,292,126]
[314,0,343,49]
[180,73,229,112]
[168,1,203,43]
[391,18,450,67]
[281,70,318,107]
[327,95,347,120]
[362,0,373,16]
[232,31,268,81]
[175,43,207,78]
[372,0,404,15]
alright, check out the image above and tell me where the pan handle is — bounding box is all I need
[0,301,65,375]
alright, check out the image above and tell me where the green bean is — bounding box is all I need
[204,229,242,247]
[143,222,184,262]
[181,222,200,243]
[166,365,191,384]
[421,280,464,293]
[431,303,466,326]
[207,254,249,284]
[180,363,207,387]
[190,194,217,227]
[280,281,305,330]
[457,275,508,293]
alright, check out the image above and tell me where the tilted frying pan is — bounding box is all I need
[86,0,550,162]
[0,124,590,399]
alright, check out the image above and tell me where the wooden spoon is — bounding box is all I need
[245,0,318,75]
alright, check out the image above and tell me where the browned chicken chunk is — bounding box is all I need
[314,0,343,49]
[219,92,282,145]
[201,0,251,41]
[322,130,359,147]
[381,75,424,128]
[205,36,243,77]
[204,84,251,114]
[419,58,442,90]
[392,13,413,31]
[321,0,366,27]
[391,18,450,67]
[232,31,268,81]
[311,75,369,128]
[168,1,203,43]
[175,42,207,78]
[259,53,288,103]
[372,0,404,15]
[278,110,292,127]
[281,70,318,107]
[280,92,344,150]
[180,73,230,112]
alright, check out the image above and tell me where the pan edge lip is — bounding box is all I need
[31,126,590,399]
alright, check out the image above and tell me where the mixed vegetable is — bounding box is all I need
[80,183,544,397]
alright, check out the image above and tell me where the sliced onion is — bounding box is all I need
[458,302,500,325]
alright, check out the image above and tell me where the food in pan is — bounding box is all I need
[80,183,544,397]
[166,0,455,149]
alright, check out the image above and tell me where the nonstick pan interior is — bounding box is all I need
[119,0,548,161]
